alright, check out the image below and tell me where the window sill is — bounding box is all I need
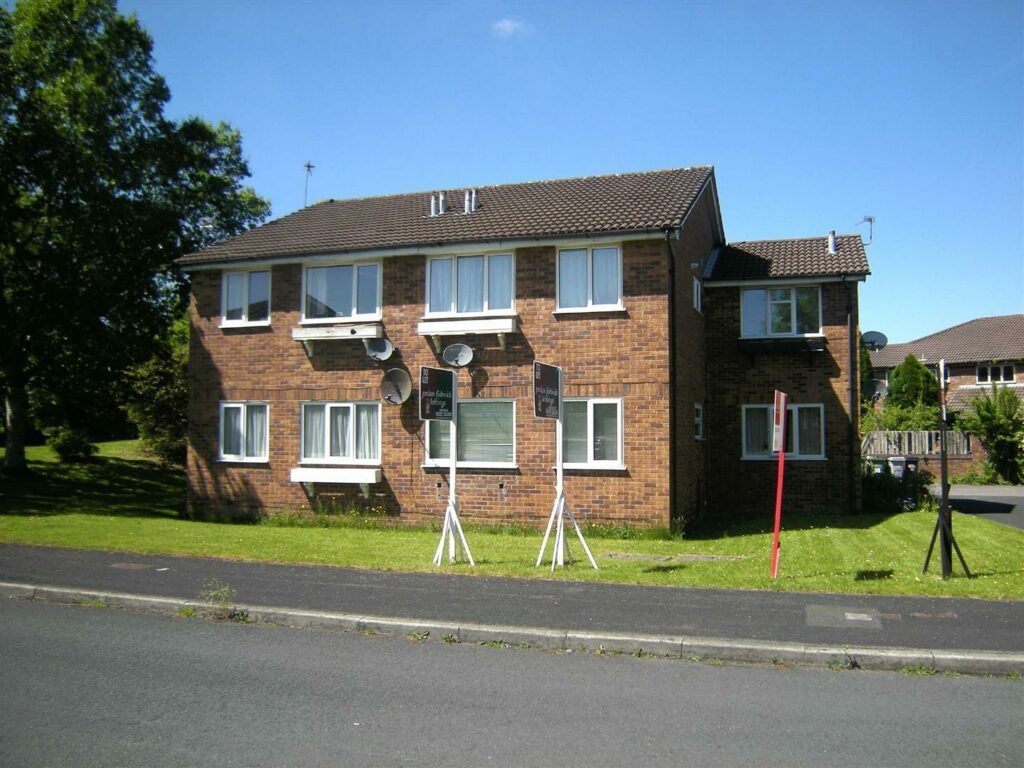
[561,463,627,472]
[423,462,518,471]
[421,311,517,321]
[217,458,269,465]
[220,321,271,330]
[738,336,826,353]
[742,455,828,462]
[298,459,381,467]
[300,316,382,326]
[290,467,382,484]
[553,306,625,315]
[417,317,517,352]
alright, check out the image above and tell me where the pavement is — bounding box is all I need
[931,484,1024,531]
[1,543,1022,676]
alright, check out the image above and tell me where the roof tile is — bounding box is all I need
[706,235,869,281]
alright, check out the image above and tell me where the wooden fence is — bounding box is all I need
[861,430,971,457]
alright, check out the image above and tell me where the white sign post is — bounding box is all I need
[420,367,474,566]
[534,361,598,571]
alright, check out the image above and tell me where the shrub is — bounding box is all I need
[47,427,98,463]
[958,385,1024,484]
[862,402,941,432]
[886,355,940,409]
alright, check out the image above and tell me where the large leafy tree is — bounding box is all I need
[959,386,1024,485]
[885,354,940,410]
[1,0,269,471]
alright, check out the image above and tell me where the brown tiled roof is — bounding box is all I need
[947,384,1024,412]
[177,166,715,266]
[870,315,1024,368]
[704,235,869,282]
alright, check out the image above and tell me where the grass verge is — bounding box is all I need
[2,442,1022,599]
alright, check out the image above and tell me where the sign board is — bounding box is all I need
[772,390,789,453]
[534,361,562,420]
[419,367,455,422]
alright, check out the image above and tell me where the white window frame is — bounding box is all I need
[562,397,625,470]
[218,401,269,463]
[977,364,1015,384]
[424,398,516,469]
[301,259,382,324]
[423,252,516,318]
[694,403,704,440]
[740,285,822,338]
[221,269,271,327]
[299,401,381,466]
[741,403,825,460]
[555,244,624,313]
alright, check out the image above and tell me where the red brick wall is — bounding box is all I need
[704,281,861,516]
[186,238,676,526]
[669,190,720,527]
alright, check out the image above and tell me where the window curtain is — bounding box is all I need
[429,421,451,460]
[225,274,245,321]
[745,407,770,455]
[429,258,452,313]
[326,265,353,317]
[247,271,269,321]
[797,407,822,456]
[303,405,325,459]
[222,406,242,456]
[245,405,267,458]
[355,404,378,460]
[487,254,512,310]
[457,256,484,313]
[558,249,587,308]
[457,402,512,463]
[305,267,329,318]
[591,247,619,306]
[562,401,588,462]
[329,406,350,458]
[592,402,619,461]
[741,290,767,337]
[356,264,378,316]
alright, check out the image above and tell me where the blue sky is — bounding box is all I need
[123,0,1022,343]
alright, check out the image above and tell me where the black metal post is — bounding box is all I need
[938,416,952,579]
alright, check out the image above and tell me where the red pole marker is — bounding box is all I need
[771,390,788,579]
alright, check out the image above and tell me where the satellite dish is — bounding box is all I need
[442,343,474,368]
[861,330,888,352]
[365,338,394,362]
[380,369,412,405]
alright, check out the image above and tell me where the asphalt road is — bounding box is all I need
[940,485,1024,531]
[2,599,1021,768]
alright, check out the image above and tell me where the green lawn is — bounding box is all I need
[2,441,1022,599]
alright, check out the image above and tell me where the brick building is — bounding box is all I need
[177,167,869,525]
[869,314,1024,413]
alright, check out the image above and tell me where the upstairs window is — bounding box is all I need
[742,403,824,460]
[303,262,381,322]
[222,270,270,326]
[694,403,704,440]
[977,364,1015,384]
[557,246,622,311]
[741,286,820,337]
[426,253,513,315]
[301,402,380,464]
[562,398,623,468]
[219,402,268,462]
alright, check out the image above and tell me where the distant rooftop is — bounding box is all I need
[870,314,1024,368]
[177,166,716,266]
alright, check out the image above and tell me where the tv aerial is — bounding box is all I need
[380,368,412,405]
[860,330,888,352]
[365,338,394,362]
[442,343,474,368]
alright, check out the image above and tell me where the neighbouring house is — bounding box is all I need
[176,166,870,526]
[869,314,1024,413]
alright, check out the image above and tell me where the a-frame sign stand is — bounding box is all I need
[420,366,474,566]
[533,362,597,571]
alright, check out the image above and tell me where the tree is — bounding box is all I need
[124,312,188,465]
[886,355,940,410]
[1,0,269,472]
[958,386,1024,485]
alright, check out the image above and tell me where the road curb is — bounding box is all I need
[2,581,1021,676]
